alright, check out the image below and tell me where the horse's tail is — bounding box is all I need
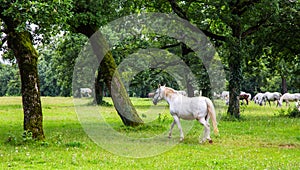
[205,98,219,136]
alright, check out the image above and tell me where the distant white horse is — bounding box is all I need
[278,93,300,107]
[152,85,219,143]
[259,92,282,106]
[221,91,229,105]
[194,90,202,96]
[253,93,263,104]
[221,91,229,99]
[80,88,92,97]
[213,92,221,99]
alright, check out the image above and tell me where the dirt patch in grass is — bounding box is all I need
[260,143,299,149]
[278,143,298,149]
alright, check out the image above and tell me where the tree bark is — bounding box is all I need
[75,25,143,126]
[94,67,104,104]
[227,40,242,118]
[281,75,287,94]
[186,78,194,97]
[4,20,45,139]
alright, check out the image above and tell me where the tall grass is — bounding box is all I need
[0,97,299,169]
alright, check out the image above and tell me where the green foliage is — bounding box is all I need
[277,106,300,118]
[0,64,20,96]
[22,131,34,143]
[1,0,73,42]
[37,33,87,96]
[65,141,85,148]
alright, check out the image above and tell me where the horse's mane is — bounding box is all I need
[164,87,177,98]
[165,87,175,92]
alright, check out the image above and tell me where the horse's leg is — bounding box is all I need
[168,120,176,138]
[172,115,184,141]
[198,117,211,144]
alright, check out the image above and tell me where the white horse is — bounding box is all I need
[80,88,92,97]
[253,93,263,104]
[259,92,282,106]
[278,93,300,107]
[221,91,229,99]
[221,91,229,105]
[152,85,219,143]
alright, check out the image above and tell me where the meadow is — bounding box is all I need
[0,96,299,169]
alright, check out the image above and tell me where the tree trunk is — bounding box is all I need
[94,67,104,104]
[186,78,194,97]
[75,25,143,126]
[6,29,45,140]
[281,75,287,94]
[181,43,195,97]
[227,40,242,118]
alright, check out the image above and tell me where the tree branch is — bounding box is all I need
[168,0,226,42]
[241,14,272,38]
[160,43,181,49]
[168,0,189,20]
[202,30,226,42]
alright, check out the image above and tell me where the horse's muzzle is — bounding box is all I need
[153,100,158,105]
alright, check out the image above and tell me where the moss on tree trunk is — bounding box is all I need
[6,30,45,140]
[76,25,143,126]
[227,39,242,118]
[94,67,104,104]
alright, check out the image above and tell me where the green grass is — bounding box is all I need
[0,96,300,169]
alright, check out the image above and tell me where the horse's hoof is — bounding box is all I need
[209,140,213,144]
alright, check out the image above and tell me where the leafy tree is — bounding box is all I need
[68,0,143,126]
[0,0,72,139]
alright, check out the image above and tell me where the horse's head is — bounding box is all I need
[278,100,282,107]
[152,84,165,105]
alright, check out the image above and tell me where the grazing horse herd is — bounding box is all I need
[149,86,299,111]
[221,90,300,107]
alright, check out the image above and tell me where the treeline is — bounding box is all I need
[1,32,299,97]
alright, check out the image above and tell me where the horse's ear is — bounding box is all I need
[158,84,161,88]
[163,84,166,87]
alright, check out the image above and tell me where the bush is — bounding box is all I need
[287,107,300,118]
[277,106,300,118]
